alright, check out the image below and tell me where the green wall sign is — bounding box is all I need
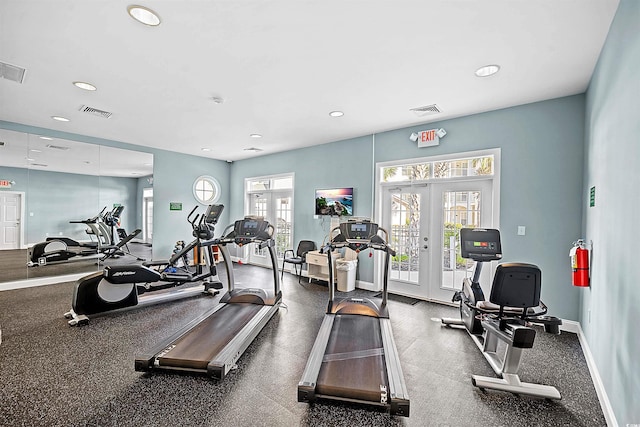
[170,202,183,211]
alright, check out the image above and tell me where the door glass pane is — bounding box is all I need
[251,194,268,256]
[381,155,494,183]
[272,176,293,189]
[248,180,270,191]
[441,190,481,290]
[144,198,153,241]
[274,196,292,258]
[389,192,420,284]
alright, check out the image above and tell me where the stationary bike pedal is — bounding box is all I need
[451,291,462,302]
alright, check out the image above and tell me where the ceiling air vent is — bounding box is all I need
[79,105,113,119]
[0,61,26,84]
[410,104,441,116]
[30,163,48,167]
[243,147,263,152]
[46,144,70,151]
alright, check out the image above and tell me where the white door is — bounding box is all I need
[382,180,493,303]
[143,191,153,244]
[428,180,493,302]
[383,185,431,299]
[0,192,22,250]
[247,191,293,268]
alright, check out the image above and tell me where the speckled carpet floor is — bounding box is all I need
[0,264,606,426]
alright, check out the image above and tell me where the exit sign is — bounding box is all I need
[417,129,440,148]
[0,179,13,188]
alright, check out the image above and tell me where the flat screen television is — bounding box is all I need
[315,187,353,216]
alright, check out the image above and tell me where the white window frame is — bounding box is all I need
[374,148,501,290]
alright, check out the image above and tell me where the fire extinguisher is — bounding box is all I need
[570,240,590,287]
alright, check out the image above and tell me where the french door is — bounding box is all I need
[381,179,494,303]
[247,191,292,268]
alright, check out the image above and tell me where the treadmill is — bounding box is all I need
[298,219,410,417]
[135,216,282,380]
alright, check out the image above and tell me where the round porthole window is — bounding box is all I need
[193,175,221,204]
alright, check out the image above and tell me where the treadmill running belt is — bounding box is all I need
[157,303,263,370]
[316,315,388,403]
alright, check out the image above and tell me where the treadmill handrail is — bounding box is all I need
[326,223,394,307]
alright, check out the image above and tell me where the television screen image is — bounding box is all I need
[315,188,353,216]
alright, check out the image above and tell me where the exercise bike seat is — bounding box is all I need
[490,263,541,307]
[474,262,544,316]
[476,300,527,315]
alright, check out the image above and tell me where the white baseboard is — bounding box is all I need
[562,319,618,427]
[0,273,86,291]
[355,280,377,292]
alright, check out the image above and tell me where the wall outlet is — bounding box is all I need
[517,226,526,235]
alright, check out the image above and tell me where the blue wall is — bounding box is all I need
[374,96,585,320]
[583,0,639,424]
[230,135,375,279]
[152,150,230,258]
[231,95,586,321]
[0,166,138,244]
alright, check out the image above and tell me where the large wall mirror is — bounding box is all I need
[0,128,153,285]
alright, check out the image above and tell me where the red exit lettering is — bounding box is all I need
[420,130,436,142]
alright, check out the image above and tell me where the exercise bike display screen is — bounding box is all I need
[460,228,502,260]
[204,204,224,224]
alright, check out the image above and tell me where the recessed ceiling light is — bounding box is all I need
[475,65,500,77]
[29,149,42,153]
[127,5,161,26]
[51,116,70,122]
[250,134,262,138]
[329,111,344,117]
[201,148,211,152]
[73,81,97,91]
[39,136,53,140]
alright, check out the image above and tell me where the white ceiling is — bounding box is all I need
[0,0,620,163]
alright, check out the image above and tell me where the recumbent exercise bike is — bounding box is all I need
[441,228,563,400]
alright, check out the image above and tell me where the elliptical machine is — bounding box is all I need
[441,228,563,400]
[64,204,225,326]
[27,206,133,266]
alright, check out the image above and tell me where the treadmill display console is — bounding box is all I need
[460,228,502,261]
[339,221,378,242]
[234,217,271,241]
